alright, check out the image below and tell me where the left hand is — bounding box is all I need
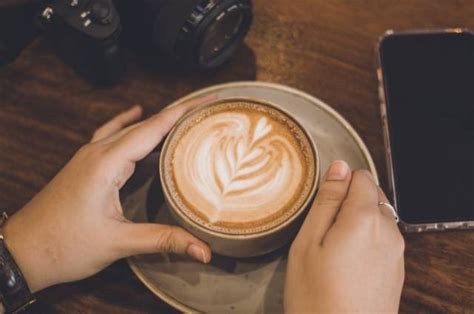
[3,96,214,293]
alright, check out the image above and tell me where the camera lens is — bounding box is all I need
[198,8,244,65]
[164,0,252,69]
[116,0,252,69]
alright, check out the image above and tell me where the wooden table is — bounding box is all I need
[1,0,473,312]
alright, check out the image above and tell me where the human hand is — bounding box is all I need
[284,161,405,313]
[3,96,215,293]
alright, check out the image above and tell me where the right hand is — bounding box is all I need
[284,161,405,313]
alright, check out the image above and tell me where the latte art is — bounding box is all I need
[210,116,287,198]
[163,100,317,234]
[181,114,300,220]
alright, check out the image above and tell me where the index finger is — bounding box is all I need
[108,94,216,162]
[91,105,143,142]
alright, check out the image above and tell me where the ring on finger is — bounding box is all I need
[378,202,399,223]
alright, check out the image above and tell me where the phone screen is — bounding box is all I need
[379,31,474,224]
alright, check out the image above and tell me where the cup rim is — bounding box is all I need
[159,97,320,240]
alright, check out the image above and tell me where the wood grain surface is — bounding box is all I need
[1,0,473,313]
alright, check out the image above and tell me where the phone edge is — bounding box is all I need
[375,28,474,233]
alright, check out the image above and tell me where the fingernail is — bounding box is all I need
[326,160,350,181]
[187,244,208,263]
[202,94,217,101]
[197,94,217,105]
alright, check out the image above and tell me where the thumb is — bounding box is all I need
[119,223,212,263]
[297,160,352,245]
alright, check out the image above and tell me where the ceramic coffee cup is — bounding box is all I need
[159,98,320,257]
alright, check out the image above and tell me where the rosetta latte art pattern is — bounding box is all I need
[172,110,307,228]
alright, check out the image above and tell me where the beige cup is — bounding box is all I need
[159,98,320,258]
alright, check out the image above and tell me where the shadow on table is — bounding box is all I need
[125,42,258,85]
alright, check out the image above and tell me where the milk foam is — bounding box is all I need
[169,104,314,232]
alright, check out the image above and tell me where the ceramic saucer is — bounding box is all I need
[122,81,377,313]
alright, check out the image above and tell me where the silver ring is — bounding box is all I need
[378,202,399,223]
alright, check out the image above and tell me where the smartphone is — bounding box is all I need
[377,29,474,232]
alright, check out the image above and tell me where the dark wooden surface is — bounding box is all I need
[1,0,473,313]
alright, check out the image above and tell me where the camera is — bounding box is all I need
[0,0,253,85]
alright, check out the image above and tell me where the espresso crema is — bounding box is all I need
[162,99,316,234]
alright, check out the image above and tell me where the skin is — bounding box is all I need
[1,0,405,311]
[285,160,405,313]
[0,103,405,312]
[3,96,216,295]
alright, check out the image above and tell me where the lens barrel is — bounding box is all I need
[173,0,252,68]
[117,0,252,69]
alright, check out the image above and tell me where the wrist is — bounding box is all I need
[3,213,43,293]
[0,211,36,312]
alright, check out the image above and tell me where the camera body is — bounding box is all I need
[38,0,124,84]
[32,0,253,85]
